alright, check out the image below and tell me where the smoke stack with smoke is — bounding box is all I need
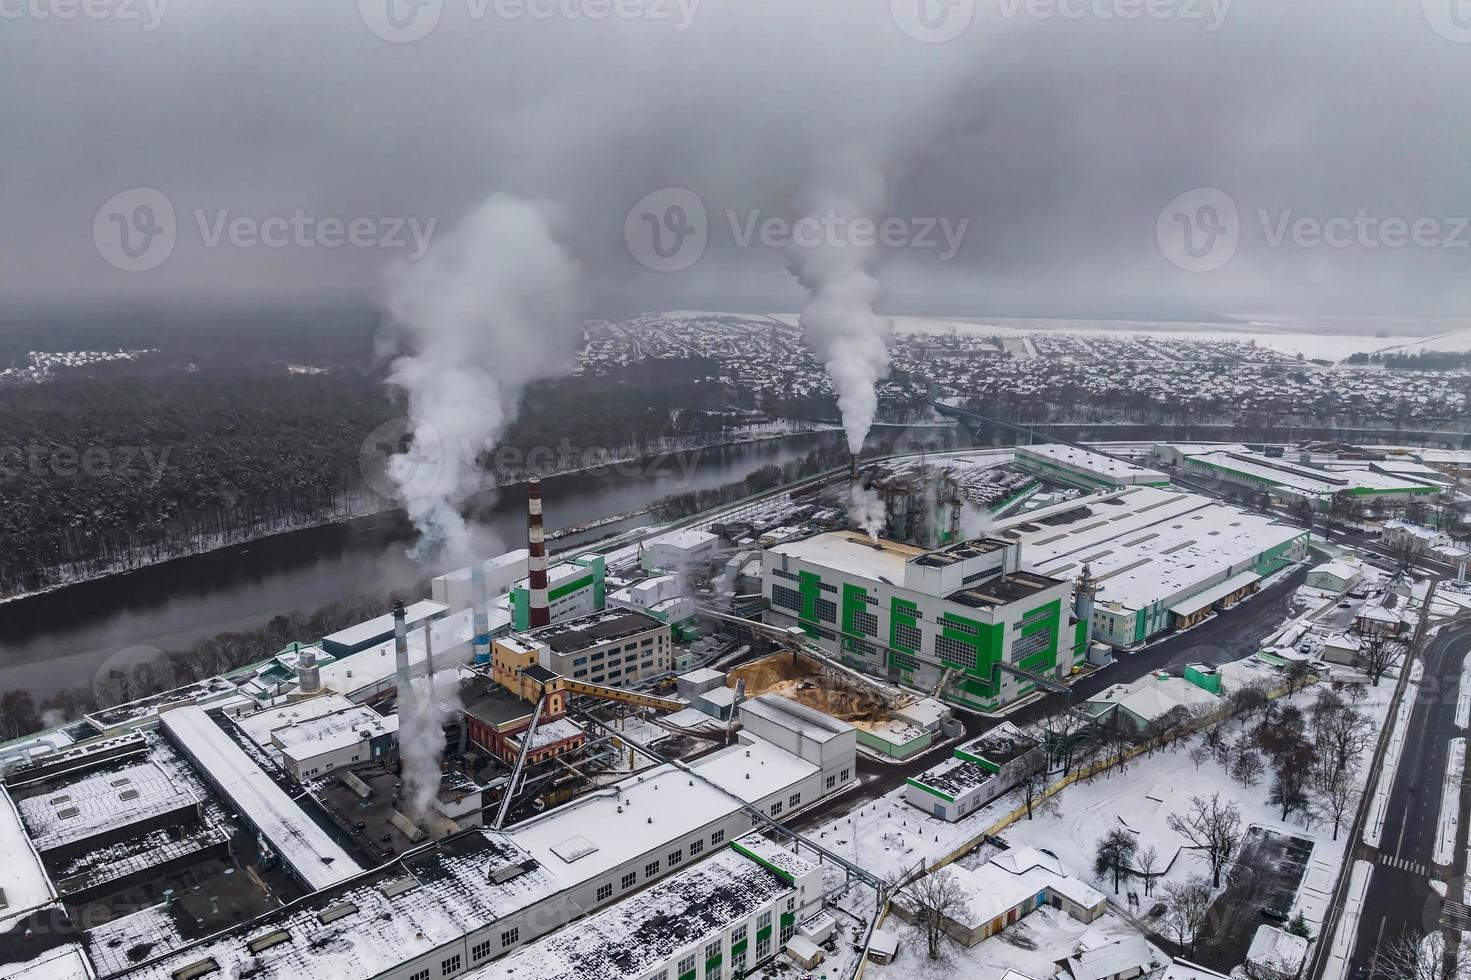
[787,153,893,458]
[471,561,492,666]
[379,193,581,562]
[392,601,413,714]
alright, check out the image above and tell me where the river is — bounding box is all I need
[0,431,863,700]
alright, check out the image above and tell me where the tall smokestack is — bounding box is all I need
[527,478,551,629]
[471,561,492,665]
[393,600,414,712]
[849,452,860,483]
[421,619,436,692]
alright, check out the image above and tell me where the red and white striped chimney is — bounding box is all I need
[527,478,551,628]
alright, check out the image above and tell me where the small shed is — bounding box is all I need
[786,935,824,969]
[867,929,900,965]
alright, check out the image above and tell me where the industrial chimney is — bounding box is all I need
[527,478,551,629]
[421,618,436,694]
[471,561,492,665]
[849,452,861,482]
[393,600,414,712]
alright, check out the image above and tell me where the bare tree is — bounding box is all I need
[1094,828,1138,894]
[1311,765,1358,841]
[1318,704,1373,778]
[1162,874,1214,957]
[1033,709,1091,776]
[1228,680,1270,721]
[1231,745,1265,788]
[1189,741,1211,771]
[1376,930,1467,980]
[1356,629,1403,687]
[1137,844,1161,897]
[1269,745,1316,821]
[1167,793,1244,887]
[0,689,42,741]
[1017,753,1060,821]
[894,868,970,961]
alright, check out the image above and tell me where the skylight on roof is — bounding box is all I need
[550,835,599,863]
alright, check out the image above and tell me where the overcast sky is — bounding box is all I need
[3,0,1469,324]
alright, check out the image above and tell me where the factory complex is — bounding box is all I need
[0,442,1345,980]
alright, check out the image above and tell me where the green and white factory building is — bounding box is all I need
[761,533,1084,713]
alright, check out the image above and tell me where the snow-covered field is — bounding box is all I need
[869,906,1164,980]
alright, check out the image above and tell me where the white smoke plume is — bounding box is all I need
[849,483,886,543]
[960,503,996,540]
[398,667,464,822]
[787,153,893,457]
[379,193,581,562]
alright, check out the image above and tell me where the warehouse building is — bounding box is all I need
[467,839,820,980]
[510,554,606,630]
[992,486,1307,649]
[904,722,1042,822]
[762,533,1077,713]
[642,528,721,573]
[321,600,448,658]
[1176,448,1439,507]
[1014,445,1170,491]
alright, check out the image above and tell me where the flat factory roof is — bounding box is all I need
[232,694,359,748]
[506,734,815,893]
[1017,444,1168,482]
[1187,450,1430,496]
[97,830,559,980]
[465,847,788,980]
[160,706,360,891]
[769,532,926,584]
[14,759,197,853]
[317,606,496,697]
[525,609,664,655]
[994,486,1302,614]
[272,707,399,759]
[739,694,855,743]
[321,599,448,653]
[0,784,55,930]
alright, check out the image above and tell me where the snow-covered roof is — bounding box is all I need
[647,528,719,551]
[0,783,55,931]
[1167,570,1261,617]
[1017,444,1168,483]
[768,532,926,584]
[509,717,584,751]
[739,694,855,742]
[993,486,1303,614]
[506,734,815,894]
[1246,925,1310,975]
[317,607,493,696]
[1086,674,1219,724]
[905,847,1104,931]
[159,706,360,891]
[463,848,791,980]
[96,830,559,980]
[232,694,360,748]
[272,706,399,760]
[1056,935,1157,980]
[4,944,91,980]
[1311,560,1363,583]
[14,759,197,852]
[321,599,447,652]
[729,832,820,884]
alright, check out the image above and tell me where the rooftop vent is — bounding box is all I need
[246,930,291,954]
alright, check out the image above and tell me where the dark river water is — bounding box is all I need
[0,431,861,700]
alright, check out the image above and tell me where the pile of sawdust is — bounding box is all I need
[728,652,890,724]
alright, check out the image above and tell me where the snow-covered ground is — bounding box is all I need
[868,906,1164,980]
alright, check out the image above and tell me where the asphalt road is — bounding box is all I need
[1350,620,1471,975]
